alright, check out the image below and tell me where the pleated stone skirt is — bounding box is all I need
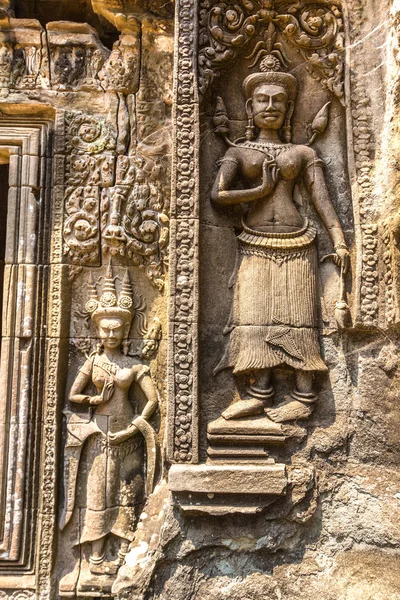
[218,220,328,374]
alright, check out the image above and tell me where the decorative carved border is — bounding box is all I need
[0,121,52,582]
[37,112,64,600]
[168,0,200,463]
[344,0,380,327]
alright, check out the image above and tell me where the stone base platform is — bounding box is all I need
[207,415,287,462]
[169,463,287,515]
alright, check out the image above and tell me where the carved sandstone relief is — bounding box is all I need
[2,1,400,599]
[58,266,160,596]
[210,60,349,428]
[0,5,172,597]
[47,22,108,92]
[168,0,362,513]
[55,10,172,599]
[62,110,170,288]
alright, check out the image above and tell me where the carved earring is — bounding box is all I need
[96,342,103,354]
[122,339,130,356]
[283,101,294,143]
[245,99,256,141]
[283,121,292,143]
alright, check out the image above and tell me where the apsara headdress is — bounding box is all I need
[243,54,297,102]
[85,262,134,326]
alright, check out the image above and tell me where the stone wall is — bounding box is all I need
[0,1,400,599]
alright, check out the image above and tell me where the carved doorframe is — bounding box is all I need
[0,114,54,598]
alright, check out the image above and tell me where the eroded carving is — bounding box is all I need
[99,39,140,94]
[47,22,108,91]
[0,20,49,96]
[66,111,117,155]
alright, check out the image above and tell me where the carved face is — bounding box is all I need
[251,83,289,131]
[79,123,98,143]
[74,219,92,241]
[140,220,158,243]
[97,316,126,350]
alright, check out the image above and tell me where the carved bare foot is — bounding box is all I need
[89,558,122,576]
[222,398,266,420]
[266,399,313,423]
[59,567,80,595]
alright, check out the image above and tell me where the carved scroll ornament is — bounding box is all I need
[199,0,345,102]
[63,112,170,289]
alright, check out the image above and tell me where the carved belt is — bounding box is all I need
[238,219,317,253]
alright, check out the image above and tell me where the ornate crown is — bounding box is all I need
[85,263,134,326]
[243,54,297,101]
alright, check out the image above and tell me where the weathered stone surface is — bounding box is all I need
[0,0,399,599]
[169,464,287,495]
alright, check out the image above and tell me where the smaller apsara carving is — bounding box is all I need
[59,265,160,596]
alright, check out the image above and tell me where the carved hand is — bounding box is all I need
[89,380,114,405]
[108,423,139,446]
[261,157,280,195]
[89,394,103,405]
[102,380,115,402]
[333,247,350,275]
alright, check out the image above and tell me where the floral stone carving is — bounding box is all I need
[198,0,345,102]
[63,112,170,288]
[66,111,117,155]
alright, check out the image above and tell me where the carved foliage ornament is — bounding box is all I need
[198,0,344,102]
[63,112,170,289]
[66,112,116,154]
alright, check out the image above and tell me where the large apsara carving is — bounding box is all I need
[210,54,350,430]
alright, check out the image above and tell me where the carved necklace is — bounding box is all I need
[94,354,118,378]
[241,141,293,158]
